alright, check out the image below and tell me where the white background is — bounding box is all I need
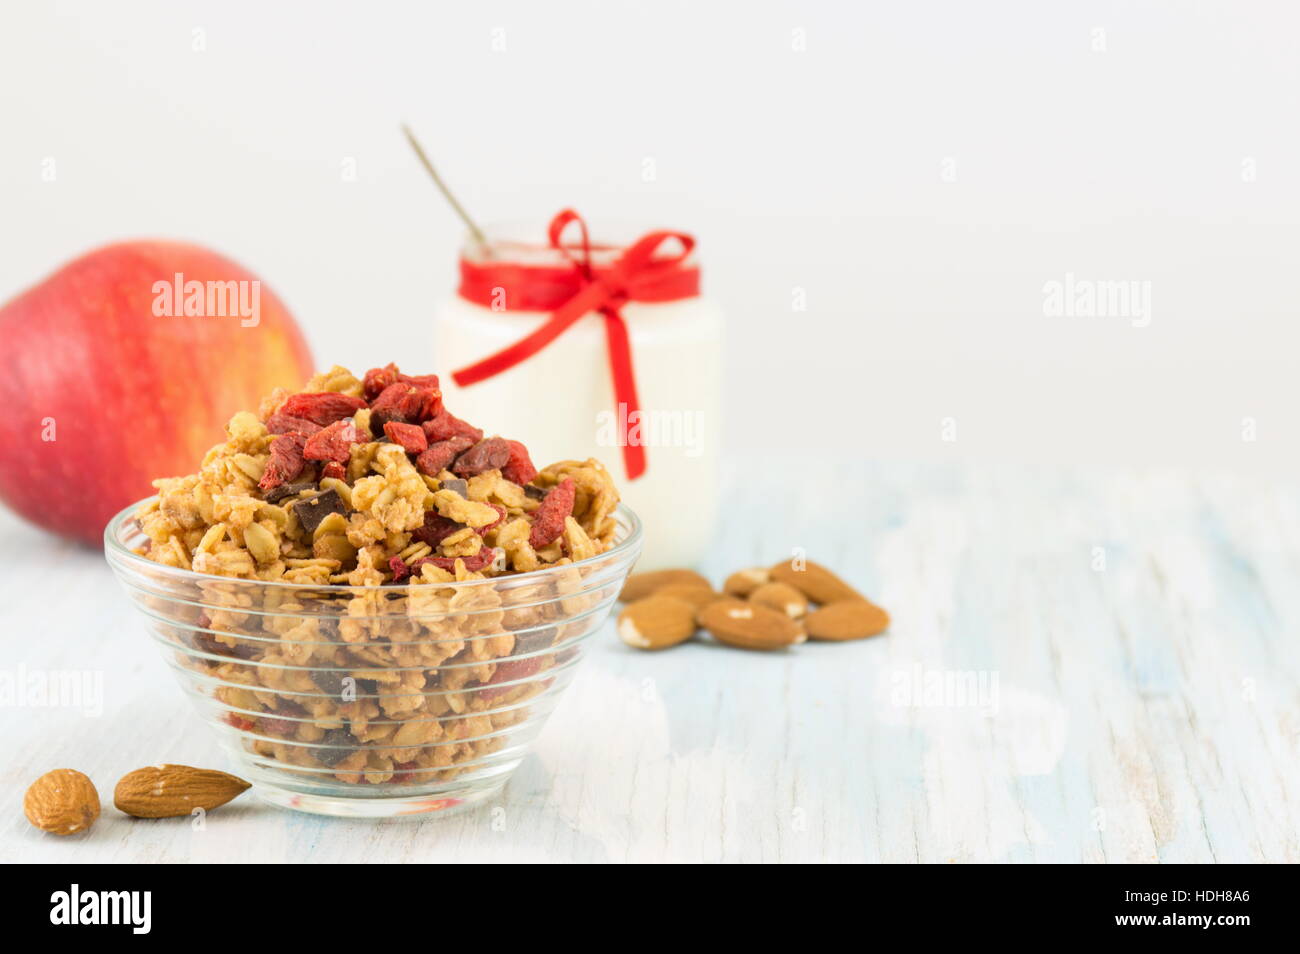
[2,0,1298,472]
[4,3,1299,865]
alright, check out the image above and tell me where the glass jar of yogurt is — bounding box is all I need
[434,219,723,570]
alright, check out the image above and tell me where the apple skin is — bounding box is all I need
[0,240,314,545]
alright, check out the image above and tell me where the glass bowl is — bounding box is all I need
[104,498,642,818]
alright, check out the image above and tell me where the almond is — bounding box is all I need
[699,597,806,651]
[114,764,251,818]
[748,581,809,619]
[24,769,100,835]
[620,568,712,602]
[618,596,698,650]
[769,559,863,605]
[654,581,725,613]
[805,600,890,641]
[722,567,770,598]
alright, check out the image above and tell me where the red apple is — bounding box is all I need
[0,240,314,545]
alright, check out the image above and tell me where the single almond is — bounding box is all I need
[24,769,100,835]
[114,764,251,818]
[769,559,863,605]
[722,567,770,598]
[805,600,890,640]
[655,581,725,613]
[698,597,806,651]
[620,568,712,602]
[749,581,809,619]
[618,595,698,650]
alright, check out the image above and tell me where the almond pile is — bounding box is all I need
[22,763,250,836]
[617,558,889,651]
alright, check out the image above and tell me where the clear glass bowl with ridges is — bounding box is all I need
[105,499,642,818]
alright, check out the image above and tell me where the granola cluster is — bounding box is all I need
[133,364,621,786]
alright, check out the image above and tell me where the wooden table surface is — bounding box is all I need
[3,459,1297,863]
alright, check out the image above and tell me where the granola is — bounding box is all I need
[132,364,621,786]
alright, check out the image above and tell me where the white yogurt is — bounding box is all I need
[434,225,723,570]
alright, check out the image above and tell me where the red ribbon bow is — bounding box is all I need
[451,209,699,481]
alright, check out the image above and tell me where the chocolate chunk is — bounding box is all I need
[523,484,546,500]
[411,510,465,547]
[315,728,355,766]
[265,479,317,505]
[310,668,347,697]
[451,437,512,477]
[416,436,473,477]
[439,477,468,498]
[513,626,558,655]
[291,489,346,535]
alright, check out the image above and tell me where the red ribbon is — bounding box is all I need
[451,209,699,481]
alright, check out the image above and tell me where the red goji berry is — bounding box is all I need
[363,363,403,400]
[482,504,506,532]
[277,392,367,426]
[395,546,496,581]
[266,412,323,436]
[403,373,441,389]
[364,365,441,401]
[303,420,361,463]
[321,461,346,481]
[260,716,297,737]
[419,546,496,573]
[389,555,412,582]
[416,436,474,476]
[480,656,543,700]
[501,440,538,485]
[422,408,483,444]
[528,478,575,549]
[383,420,428,454]
[370,381,441,428]
[258,432,309,491]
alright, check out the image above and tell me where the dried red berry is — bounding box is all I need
[502,440,538,485]
[260,716,297,737]
[528,478,575,549]
[420,546,496,573]
[225,713,256,731]
[259,432,309,491]
[480,656,543,700]
[363,365,442,401]
[363,363,403,401]
[383,420,428,455]
[411,510,465,547]
[482,504,506,532]
[321,461,346,481]
[396,545,497,581]
[451,437,511,477]
[422,408,483,444]
[266,412,323,436]
[303,420,361,463]
[370,381,441,428]
[277,392,367,427]
[416,436,474,476]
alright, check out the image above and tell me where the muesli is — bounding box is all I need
[132,364,620,785]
